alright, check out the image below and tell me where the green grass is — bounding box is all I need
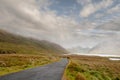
[0,29,68,76]
[0,41,61,76]
[65,56,120,80]
[0,41,62,76]
[0,42,47,55]
[0,54,60,76]
[0,29,68,55]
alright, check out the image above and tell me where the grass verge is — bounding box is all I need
[0,54,59,76]
[65,55,120,80]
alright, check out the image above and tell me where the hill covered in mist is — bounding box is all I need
[0,29,68,55]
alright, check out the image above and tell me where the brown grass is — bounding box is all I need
[0,54,59,76]
[75,72,86,80]
[66,55,120,80]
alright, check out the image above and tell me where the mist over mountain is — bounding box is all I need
[90,40,120,55]
[68,46,91,53]
[96,19,120,31]
[0,29,68,55]
[0,0,120,55]
[0,1,120,80]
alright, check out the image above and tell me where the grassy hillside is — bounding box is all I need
[0,29,68,55]
[0,29,68,76]
[65,55,120,80]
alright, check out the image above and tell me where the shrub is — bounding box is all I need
[115,77,120,80]
[75,72,86,80]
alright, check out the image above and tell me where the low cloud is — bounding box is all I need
[0,0,120,55]
[0,0,80,47]
[80,0,113,17]
[107,4,120,14]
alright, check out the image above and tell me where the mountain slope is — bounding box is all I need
[89,40,120,55]
[95,19,120,31]
[68,46,90,53]
[0,29,68,55]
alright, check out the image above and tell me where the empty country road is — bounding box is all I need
[0,58,68,80]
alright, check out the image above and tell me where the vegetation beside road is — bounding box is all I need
[0,54,59,76]
[0,29,68,76]
[65,55,120,80]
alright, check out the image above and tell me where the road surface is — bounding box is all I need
[0,58,68,80]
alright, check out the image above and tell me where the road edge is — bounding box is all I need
[61,59,70,80]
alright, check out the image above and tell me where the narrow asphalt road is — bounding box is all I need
[0,58,68,80]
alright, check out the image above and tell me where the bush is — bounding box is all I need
[115,77,120,80]
[75,72,86,80]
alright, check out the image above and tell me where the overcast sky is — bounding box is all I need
[0,0,120,54]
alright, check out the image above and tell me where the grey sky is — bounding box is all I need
[0,0,120,54]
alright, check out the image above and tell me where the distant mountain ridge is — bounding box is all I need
[68,46,91,53]
[0,29,68,54]
[95,20,120,31]
[89,40,120,55]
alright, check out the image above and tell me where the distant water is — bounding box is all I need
[66,53,120,57]
[64,53,120,61]
[109,58,120,61]
[75,53,120,57]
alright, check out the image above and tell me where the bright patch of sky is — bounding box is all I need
[48,0,120,24]
[0,0,120,55]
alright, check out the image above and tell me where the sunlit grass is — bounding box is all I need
[0,54,59,76]
[65,55,120,80]
[0,29,66,76]
[0,42,51,55]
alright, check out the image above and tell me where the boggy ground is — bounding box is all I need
[65,55,120,80]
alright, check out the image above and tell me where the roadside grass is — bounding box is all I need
[0,29,67,76]
[0,42,60,76]
[0,54,59,76]
[65,55,120,80]
[0,41,62,76]
[0,42,55,55]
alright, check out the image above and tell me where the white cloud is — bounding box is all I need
[0,0,80,47]
[80,4,95,17]
[76,0,92,5]
[0,0,120,55]
[90,39,120,55]
[80,0,113,17]
[94,13,105,18]
[107,4,120,14]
